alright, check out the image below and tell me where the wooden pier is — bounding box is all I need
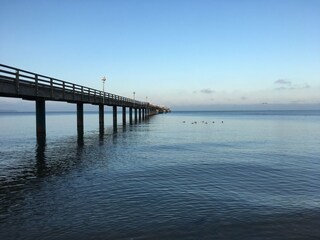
[0,64,170,142]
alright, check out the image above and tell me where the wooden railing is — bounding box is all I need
[0,64,148,107]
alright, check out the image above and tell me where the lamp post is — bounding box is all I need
[133,91,136,108]
[101,76,106,103]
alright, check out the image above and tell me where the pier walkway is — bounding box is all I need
[0,64,170,142]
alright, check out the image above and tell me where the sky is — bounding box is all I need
[0,0,319,111]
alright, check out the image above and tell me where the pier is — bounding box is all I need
[0,64,170,142]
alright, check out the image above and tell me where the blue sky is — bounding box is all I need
[1,0,319,111]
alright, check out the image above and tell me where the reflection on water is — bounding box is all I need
[0,121,150,223]
[36,140,46,178]
[0,111,320,239]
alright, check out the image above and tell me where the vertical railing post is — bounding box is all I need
[50,78,53,98]
[62,82,65,99]
[35,74,38,96]
[81,86,84,101]
[15,70,19,94]
[73,84,75,100]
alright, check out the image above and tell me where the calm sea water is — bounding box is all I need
[0,110,320,239]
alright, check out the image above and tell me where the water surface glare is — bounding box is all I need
[0,111,320,239]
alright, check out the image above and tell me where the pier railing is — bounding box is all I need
[0,64,148,108]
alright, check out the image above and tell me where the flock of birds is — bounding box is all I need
[182,120,224,124]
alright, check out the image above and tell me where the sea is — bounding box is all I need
[0,110,319,240]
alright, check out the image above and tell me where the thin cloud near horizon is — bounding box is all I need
[274,79,292,85]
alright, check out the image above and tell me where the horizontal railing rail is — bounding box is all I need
[0,64,156,108]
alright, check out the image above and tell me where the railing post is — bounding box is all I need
[50,78,53,98]
[35,74,39,96]
[15,70,19,94]
[81,86,84,101]
[62,82,65,98]
[73,84,75,100]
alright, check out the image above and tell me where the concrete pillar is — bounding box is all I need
[99,104,104,134]
[142,108,145,120]
[77,103,83,136]
[113,105,117,132]
[122,106,126,125]
[139,108,142,121]
[129,107,133,125]
[36,100,46,142]
[77,103,84,136]
[134,108,138,123]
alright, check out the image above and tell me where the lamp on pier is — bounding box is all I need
[101,76,106,92]
[101,76,106,103]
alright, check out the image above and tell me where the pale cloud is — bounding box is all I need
[275,86,294,90]
[240,96,247,101]
[274,79,311,91]
[192,88,215,94]
[200,88,215,94]
[302,83,311,89]
[274,79,292,85]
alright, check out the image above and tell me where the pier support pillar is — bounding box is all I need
[113,106,117,132]
[36,99,46,142]
[142,108,145,120]
[77,103,84,136]
[99,104,104,134]
[139,108,142,121]
[134,108,138,123]
[122,106,126,125]
[129,107,133,125]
